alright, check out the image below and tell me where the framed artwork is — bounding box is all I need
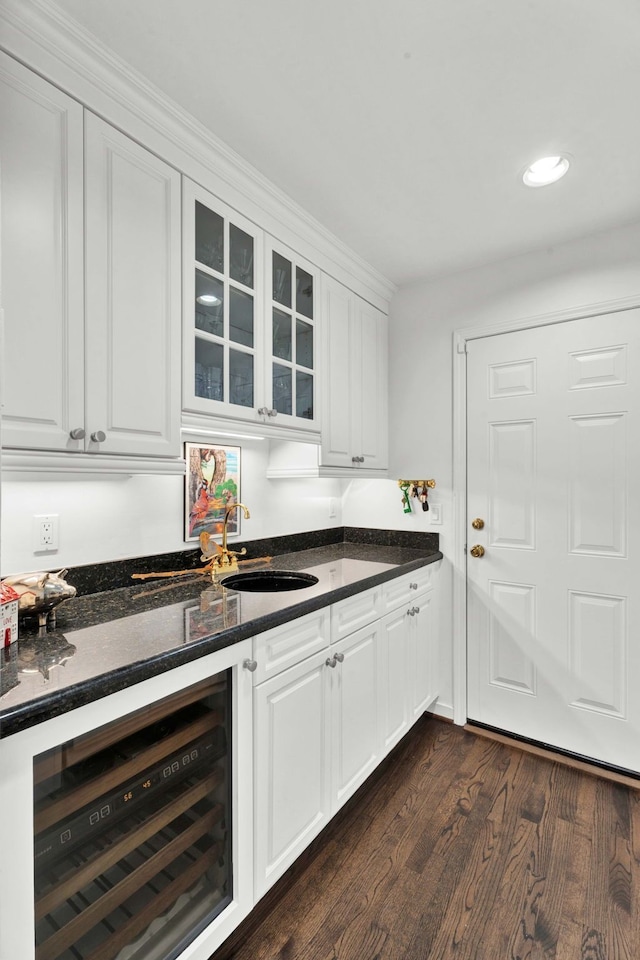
[185,443,241,542]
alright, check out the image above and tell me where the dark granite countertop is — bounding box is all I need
[0,536,442,739]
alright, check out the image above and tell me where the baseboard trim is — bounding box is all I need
[465,722,640,791]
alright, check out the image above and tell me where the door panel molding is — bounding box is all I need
[452,293,640,727]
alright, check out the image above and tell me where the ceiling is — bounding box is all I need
[52,0,640,286]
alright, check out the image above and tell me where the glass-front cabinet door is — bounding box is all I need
[183,179,264,421]
[266,238,319,431]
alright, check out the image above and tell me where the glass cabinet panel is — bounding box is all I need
[195,271,224,337]
[229,288,254,347]
[196,201,224,273]
[296,267,313,319]
[230,349,254,407]
[230,224,254,288]
[195,339,224,401]
[272,252,292,308]
[273,308,292,361]
[269,246,315,422]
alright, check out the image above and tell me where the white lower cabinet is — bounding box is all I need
[253,648,332,899]
[253,565,440,901]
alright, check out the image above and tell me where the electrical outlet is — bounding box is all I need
[33,514,59,552]
[329,498,338,519]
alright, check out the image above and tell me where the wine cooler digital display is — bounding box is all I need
[33,673,232,960]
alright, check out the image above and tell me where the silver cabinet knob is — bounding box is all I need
[407,608,415,617]
[351,456,364,463]
[69,428,85,440]
[409,582,418,590]
[326,656,337,668]
[243,658,258,672]
[334,652,345,663]
[268,408,278,417]
[257,407,268,416]
[90,430,106,443]
[413,606,420,615]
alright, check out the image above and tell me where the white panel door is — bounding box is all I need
[467,310,640,772]
[84,113,181,456]
[0,51,84,451]
[321,275,355,467]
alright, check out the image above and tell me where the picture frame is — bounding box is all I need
[185,443,241,543]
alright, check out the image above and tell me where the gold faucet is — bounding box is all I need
[199,502,251,580]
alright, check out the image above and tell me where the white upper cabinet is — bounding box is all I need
[182,178,264,424]
[321,275,388,471]
[265,238,319,432]
[84,114,181,458]
[0,51,84,452]
[182,181,320,437]
[0,53,181,462]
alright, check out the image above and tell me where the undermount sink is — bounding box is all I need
[220,570,319,593]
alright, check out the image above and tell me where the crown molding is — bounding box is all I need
[0,0,396,308]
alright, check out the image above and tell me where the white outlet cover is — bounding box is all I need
[33,514,59,552]
[429,503,443,524]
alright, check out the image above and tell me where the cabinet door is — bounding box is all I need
[408,590,437,721]
[321,274,389,470]
[254,650,332,898]
[321,275,357,468]
[183,178,264,422]
[266,238,320,432]
[0,52,84,451]
[379,607,410,754]
[330,623,381,810]
[356,298,388,469]
[84,113,181,456]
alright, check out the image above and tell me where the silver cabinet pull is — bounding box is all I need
[334,652,345,663]
[243,658,258,672]
[325,656,337,668]
[69,428,85,440]
[90,430,106,443]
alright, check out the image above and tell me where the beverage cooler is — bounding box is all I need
[0,642,254,960]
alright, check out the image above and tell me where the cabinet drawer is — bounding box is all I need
[331,587,382,644]
[382,566,436,613]
[252,609,330,683]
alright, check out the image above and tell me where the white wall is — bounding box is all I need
[0,439,345,574]
[382,218,640,719]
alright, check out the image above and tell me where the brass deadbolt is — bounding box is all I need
[470,544,485,558]
[471,518,485,530]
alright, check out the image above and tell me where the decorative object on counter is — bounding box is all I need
[1,582,20,646]
[185,442,241,542]
[397,479,436,514]
[1,570,77,630]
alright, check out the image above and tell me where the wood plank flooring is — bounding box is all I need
[212,717,640,960]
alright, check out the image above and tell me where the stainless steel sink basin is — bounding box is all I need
[220,570,319,592]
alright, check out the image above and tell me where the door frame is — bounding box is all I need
[451,293,640,726]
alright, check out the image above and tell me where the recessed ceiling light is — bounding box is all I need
[523,155,570,188]
[197,294,221,305]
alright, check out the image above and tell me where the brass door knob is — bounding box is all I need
[471,518,485,530]
[470,544,485,558]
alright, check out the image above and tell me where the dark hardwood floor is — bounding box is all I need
[213,717,640,960]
